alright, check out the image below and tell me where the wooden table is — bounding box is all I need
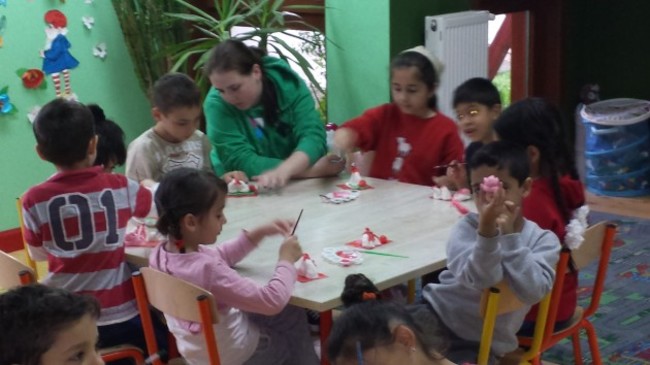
[127,176,471,364]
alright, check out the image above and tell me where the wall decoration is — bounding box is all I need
[0,15,6,48]
[82,15,94,30]
[0,87,17,116]
[27,105,42,124]
[17,68,47,89]
[41,10,79,99]
[0,0,6,7]
[93,42,106,59]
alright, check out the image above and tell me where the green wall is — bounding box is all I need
[325,0,470,124]
[0,2,152,231]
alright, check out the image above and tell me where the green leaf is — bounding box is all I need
[16,68,28,78]
[0,86,8,94]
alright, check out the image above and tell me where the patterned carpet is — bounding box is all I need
[543,211,650,365]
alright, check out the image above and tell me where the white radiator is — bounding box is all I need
[424,11,492,123]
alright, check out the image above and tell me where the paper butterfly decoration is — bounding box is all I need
[93,43,107,59]
[82,16,95,30]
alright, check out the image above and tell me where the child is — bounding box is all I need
[89,103,126,173]
[340,273,382,308]
[126,72,231,182]
[328,301,462,365]
[333,46,464,186]
[0,284,103,365]
[435,77,502,189]
[21,98,165,353]
[493,97,586,334]
[422,141,559,364]
[149,167,319,365]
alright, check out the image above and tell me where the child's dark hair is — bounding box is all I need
[204,39,281,131]
[391,51,440,109]
[152,73,201,114]
[88,104,126,169]
[0,284,100,365]
[340,273,382,307]
[453,77,501,108]
[327,301,448,363]
[494,97,579,222]
[469,141,530,188]
[33,98,95,167]
[155,167,228,240]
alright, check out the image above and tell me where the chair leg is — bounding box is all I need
[583,321,602,365]
[571,331,583,365]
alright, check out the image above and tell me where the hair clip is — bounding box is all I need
[362,292,377,301]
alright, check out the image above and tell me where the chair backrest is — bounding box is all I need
[0,250,36,289]
[571,221,616,318]
[133,268,221,365]
[15,197,38,277]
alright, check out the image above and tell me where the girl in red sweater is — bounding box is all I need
[494,97,586,334]
[333,46,464,186]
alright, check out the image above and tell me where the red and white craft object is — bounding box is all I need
[296,253,327,282]
[227,179,257,197]
[480,175,501,200]
[347,227,390,249]
[321,247,364,266]
[320,190,360,204]
[338,163,373,190]
[124,219,164,248]
[432,186,453,200]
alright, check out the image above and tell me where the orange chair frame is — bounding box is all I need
[518,222,617,365]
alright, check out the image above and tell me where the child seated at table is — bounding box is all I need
[21,98,167,355]
[149,167,319,365]
[0,284,103,365]
[421,141,560,364]
[333,46,464,186]
[126,72,246,183]
[89,103,127,173]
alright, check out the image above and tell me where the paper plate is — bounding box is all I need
[320,190,360,204]
[321,247,364,266]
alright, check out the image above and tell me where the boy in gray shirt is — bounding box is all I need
[422,141,559,364]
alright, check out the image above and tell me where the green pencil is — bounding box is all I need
[359,250,409,259]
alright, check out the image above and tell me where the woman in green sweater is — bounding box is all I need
[204,40,344,189]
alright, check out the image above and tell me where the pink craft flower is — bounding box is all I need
[480,175,501,193]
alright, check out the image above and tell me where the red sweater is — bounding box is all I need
[523,175,585,323]
[342,103,464,186]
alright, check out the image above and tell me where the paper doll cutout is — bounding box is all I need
[41,10,79,99]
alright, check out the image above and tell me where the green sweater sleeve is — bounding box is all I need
[204,92,283,177]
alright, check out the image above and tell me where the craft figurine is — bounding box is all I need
[347,163,368,189]
[41,10,79,99]
[480,175,500,201]
[297,253,319,279]
[432,186,453,200]
[360,227,379,248]
[228,178,250,194]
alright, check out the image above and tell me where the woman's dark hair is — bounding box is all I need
[340,273,381,307]
[327,301,448,363]
[494,97,579,223]
[0,284,100,365]
[469,140,531,188]
[205,40,281,131]
[391,51,439,109]
[33,98,95,167]
[88,104,126,169]
[155,168,228,239]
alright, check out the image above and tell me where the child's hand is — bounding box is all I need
[278,235,303,263]
[333,128,358,153]
[496,200,519,235]
[476,183,506,237]
[222,170,248,183]
[254,167,292,190]
[247,219,294,244]
[446,161,468,189]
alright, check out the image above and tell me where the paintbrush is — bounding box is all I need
[433,161,467,170]
[290,209,304,236]
[358,250,409,258]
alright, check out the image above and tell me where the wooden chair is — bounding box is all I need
[478,249,572,365]
[0,250,36,289]
[518,222,617,365]
[15,197,38,279]
[132,267,221,365]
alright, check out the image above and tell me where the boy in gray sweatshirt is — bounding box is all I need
[422,141,559,364]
